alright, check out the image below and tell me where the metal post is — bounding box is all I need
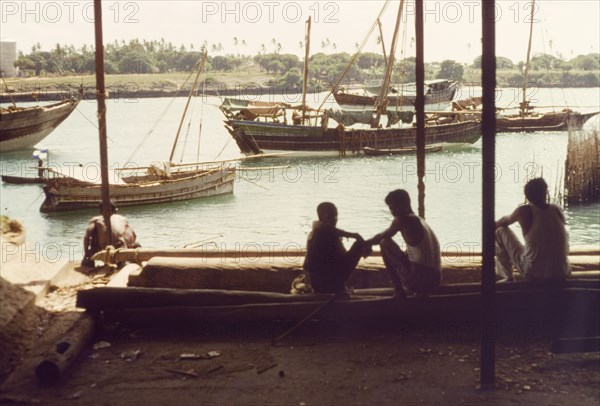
[415,0,425,218]
[480,0,497,388]
[94,0,112,245]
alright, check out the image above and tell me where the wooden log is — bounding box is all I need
[35,312,95,384]
[78,281,600,312]
[77,287,335,310]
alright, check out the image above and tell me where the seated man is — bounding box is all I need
[82,201,140,267]
[303,202,366,295]
[495,177,570,282]
[365,189,441,299]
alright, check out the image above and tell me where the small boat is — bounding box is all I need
[0,98,79,152]
[496,108,599,133]
[363,145,442,156]
[334,79,459,109]
[219,97,291,121]
[40,52,236,213]
[1,175,46,184]
[494,0,599,133]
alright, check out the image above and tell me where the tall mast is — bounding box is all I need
[521,0,535,115]
[377,19,388,69]
[374,0,404,127]
[301,17,311,125]
[93,0,112,245]
[316,0,390,112]
[169,51,208,163]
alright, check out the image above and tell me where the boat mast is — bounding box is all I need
[374,0,404,127]
[169,51,208,163]
[377,19,388,70]
[316,0,390,112]
[301,17,311,125]
[521,0,535,115]
[93,0,112,245]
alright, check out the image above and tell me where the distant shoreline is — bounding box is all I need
[1,78,599,104]
[0,87,309,103]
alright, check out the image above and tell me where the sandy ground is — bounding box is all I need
[1,310,599,405]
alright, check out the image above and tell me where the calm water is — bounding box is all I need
[1,86,599,261]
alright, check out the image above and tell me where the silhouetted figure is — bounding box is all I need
[303,202,366,295]
[365,190,441,299]
[495,177,570,282]
[82,201,140,267]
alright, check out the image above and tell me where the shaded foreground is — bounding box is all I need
[1,247,598,404]
[2,317,599,405]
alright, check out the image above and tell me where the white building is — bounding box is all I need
[0,40,18,78]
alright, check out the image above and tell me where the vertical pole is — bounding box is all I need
[169,52,207,163]
[94,0,112,245]
[374,0,404,127]
[480,0,497,388]
[301,17,311,125]
[377,19,388,68]
[521,0,535,115]
[415,0,425,218]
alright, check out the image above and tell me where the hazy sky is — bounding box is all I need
[1,0,599,63]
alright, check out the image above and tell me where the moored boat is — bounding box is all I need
[0,98,79,152]
[334,79,459,109]
[225,118,480,156]
[40,51,237,213]
[41,164,235,213]
[492,0,600,133]
[496,108,599,132]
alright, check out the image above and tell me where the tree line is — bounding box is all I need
[12,39,600,88]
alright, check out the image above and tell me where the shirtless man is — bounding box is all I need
[303,202,366,295]
[495,177,570,281]
[365,189,441,299]
[82,201,139,267]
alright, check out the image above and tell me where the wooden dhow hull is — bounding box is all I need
[77,284,600,336]
[226,119,481,155]
[334,81,458,108]
[40,168,235,213]
[496,110,599,133]
[0,99,79,152]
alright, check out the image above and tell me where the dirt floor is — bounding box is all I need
[1,311,599,405]
[1,225,598,405]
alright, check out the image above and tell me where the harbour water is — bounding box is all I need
[1,86,599,261]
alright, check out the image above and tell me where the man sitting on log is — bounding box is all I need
[495,177,571,282]
[365,189,441,299]
[82,201,140,267]
[303,202,366,296]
